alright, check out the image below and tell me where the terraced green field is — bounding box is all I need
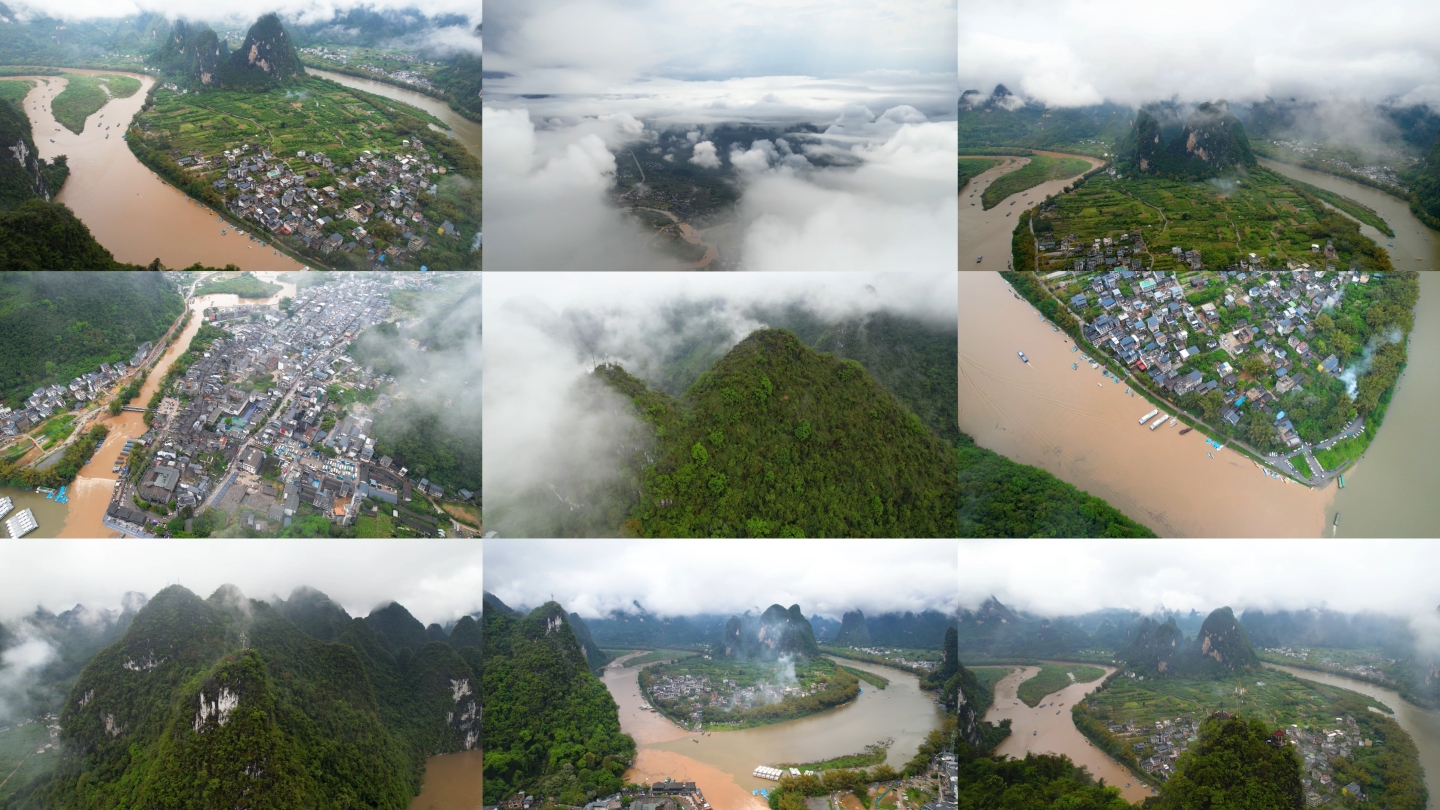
[981,154,1091,209]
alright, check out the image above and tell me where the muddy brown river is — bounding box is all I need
[959,151,1105,272]
[603,653,944,810]
[983,665,1154,803]
[411,750,483,810]
[18,70,304,270]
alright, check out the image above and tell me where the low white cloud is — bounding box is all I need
[486,539,958,619]
[960,0,1440,108]
[689,140,721,169]
[0,540,484,627]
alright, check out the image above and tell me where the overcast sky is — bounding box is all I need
[958,539,1440,621]
[485,539,958,620]
[960,0,1440,108]
[6,0,478,25]
[486,0,954,92]
[0,540,483,626]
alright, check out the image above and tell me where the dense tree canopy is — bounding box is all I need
[606,329,959,538]
[482,600,635,806]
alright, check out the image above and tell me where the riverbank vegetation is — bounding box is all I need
[1015,664,1105,707]
[1285,175,1396,236]
[0,424,106,490]
[129,75,479,270]
[957,157,999,191]
[613,649,698,667]
[981,155,1091,210]
[50,72,139,134]
[958,432,1156,537]
[0,78,31,104]
[777,741,891,772]
[838,665,889,689]
[193,272,282,298]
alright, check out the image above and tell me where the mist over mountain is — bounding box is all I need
[1118,100,1256,179]
[149,13,304,90]
[722,604,820,662]
[2,584,479,809]
[834,609,871,646]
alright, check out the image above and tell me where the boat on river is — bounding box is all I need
[1139,409,1159,425]
[1072,363,1078,370]
[0,496,11,522]
[1018,351,1029,363]
[1338,474,1346,488]
[1150,413,1168,431]
[1179,427,1193,435]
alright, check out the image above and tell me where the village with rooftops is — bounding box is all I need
[1023,263,1412,487]
[101,275,477,540]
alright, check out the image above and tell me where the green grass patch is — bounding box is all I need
[354,514,395,537]
[622,649,700,667]
[1313,427,1372,471]
[1290,454,1313,479]
[0,79,33,106]
[194,272,283,299]
[972,666,1013,696]
[838,665,889,690]
[52,73,139,134]
[982,155,1091,209]
[1016,664,1105,707]
[957,157,1000,192]
[34,413,77,450]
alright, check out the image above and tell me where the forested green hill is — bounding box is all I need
[604,328,958,538]
[0,271,183,408]
[1411,130,1440,228]
[957,432,1155,538]
[3,585,478,810]
[483,599,635,806]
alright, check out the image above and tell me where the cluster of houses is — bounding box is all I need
[107,275,472,537]
[1118,716,1201,779]
[1,343,149,438]
[171,135,461,267]
[1046,263,1373,449]
[846,647,940,672]
[1262,647,1396,684]
[1290,717,1372,806]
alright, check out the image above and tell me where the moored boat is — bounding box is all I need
[1138,409,1159,425]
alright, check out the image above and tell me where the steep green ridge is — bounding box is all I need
[1412,131,1440,229]
[433,51,481,122]
[1121,607,1259,678]
[1119,101,1256,179]
[0,271,183,408]
[601,328,958,538]
[7,584,479,810]
[953,754,1132,808]
[149,14,305,92]
[482,599,634,806]
[723,604,821,660]
[957,432,1156,538]
[834,609,871,646]
[0,90,62,208]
